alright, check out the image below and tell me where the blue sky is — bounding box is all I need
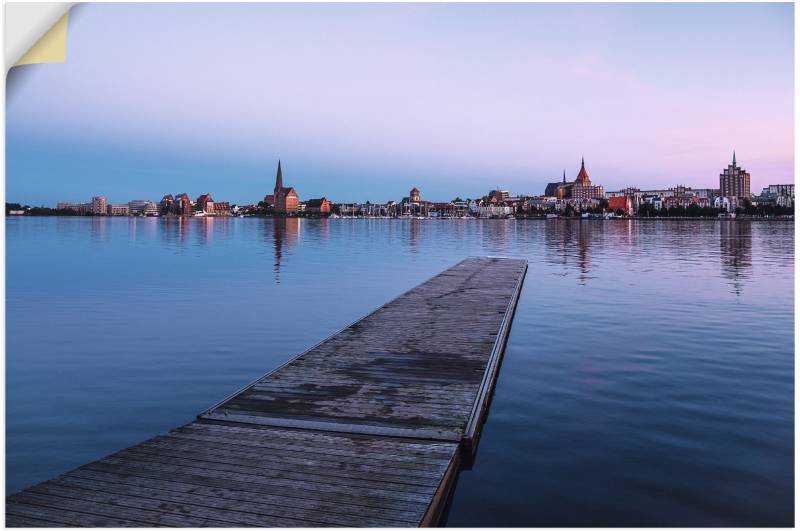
[6,2,794,205]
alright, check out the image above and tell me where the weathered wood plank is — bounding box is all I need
[79,460,431,512]
[62,469,425,524]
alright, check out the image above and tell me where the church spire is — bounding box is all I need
[732,150,736,167]
[575,157,590,184]
[275,159,283,194]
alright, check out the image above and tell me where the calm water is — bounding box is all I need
[6,217,794,526]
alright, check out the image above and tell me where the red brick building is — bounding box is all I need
[304,197,331,216]
[272,160,300,215]
[571,158,605,200]
[607,195,632,216]
[177,193,192,216]
[196,193,213,212]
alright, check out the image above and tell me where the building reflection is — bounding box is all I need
[318,217,330,242]
[719,221,752,296]
[543,220,600,284]
[272,217,300,284]
[157,216,191,247]
[408,219,421,252]
[88,216,107,242]
[483,220,512,255]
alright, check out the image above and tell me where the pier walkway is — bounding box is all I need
[7,257,527,527]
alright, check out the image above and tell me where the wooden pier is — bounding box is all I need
[6,257,528,527]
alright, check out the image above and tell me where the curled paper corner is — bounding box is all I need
[15,10,70,66]
[6,3,75,71]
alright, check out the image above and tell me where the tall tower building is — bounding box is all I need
[91,196,107,215]
[571,157,604,200]
[719,151,751,199]
[272,160,299,215]
[274,160,283,198]
[575,157,591,185]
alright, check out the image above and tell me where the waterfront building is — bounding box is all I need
[608,186,717,201]
[196,193,213,212]
[715,196,738,213]
[57,202,89,214]
[57,201,95,214]
[128,200,159,216]
[605,187,639,199]
[107,204,130,216]
[487,189,510,202]
[765,184,794,197]
[571,158,605,200]
[272,160,300,215]
[335,202,364,216]
[646,196,664,210]
[451,199,470,216]
[663,194,708,209]
[429,202,457,218]
[758,184,795,208]
[190,193,231,216]
[208,202,231,215]
[176,193,192,216]
[91,196,108,215]
[160,194,175,215]
[544,170,574,200]
[400,187,432,216]
[719,151,751,200]
[607,196,633,215]
[304,198,331,216]
[524,196,561,214]
[470,202,514,218]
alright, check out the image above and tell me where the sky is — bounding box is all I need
[6,2,795,205]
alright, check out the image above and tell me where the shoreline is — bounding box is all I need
[5,215,794,221]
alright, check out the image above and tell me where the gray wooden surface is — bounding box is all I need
[6,257,527,527]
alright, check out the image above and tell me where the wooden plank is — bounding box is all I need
[6,501,146,527]
[203,412,464,441]
[24,482,339,527]
[7,257,527,527]
[63,469,424,524]
[4,512,72,528]
[137,436,446,481]
[107,445,441,492]
[80,460,431,513]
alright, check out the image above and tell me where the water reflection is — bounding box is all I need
[719,221,752,296]
[272,217,300,283]
[543,220,601,284]
[158,216,191,247]
[5,216,793,525]
[409,219,421,251]
[112,216,758,299]
[88,216,107,243]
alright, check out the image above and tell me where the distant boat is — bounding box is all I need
[193,211,207,217]
[546,213,560,219]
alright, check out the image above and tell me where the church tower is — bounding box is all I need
[274,160,283,198]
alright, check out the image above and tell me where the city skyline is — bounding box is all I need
[7,3,794,205]
[6,152,778,208]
